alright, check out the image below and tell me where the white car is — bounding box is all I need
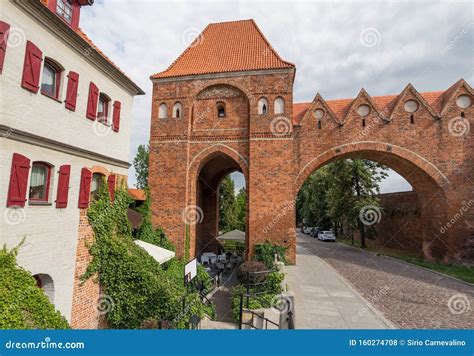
[317,231,336,241]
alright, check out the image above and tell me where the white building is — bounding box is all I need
[0,0,144,328]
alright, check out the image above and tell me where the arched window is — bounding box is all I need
[41,58,63,100]
[258,97,268,115]
[97,93,111,123]
[29,162,52,203]
[172,102,183,118]
[90,173,104,201]
[158,103,168,119]
[217,102,226,118]
[274,97,285,114]
[33,274,54,304]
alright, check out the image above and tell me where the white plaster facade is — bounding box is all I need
[0,0,143,322]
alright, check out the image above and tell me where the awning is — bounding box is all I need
[134,239,175,264]
[216,229,245,242]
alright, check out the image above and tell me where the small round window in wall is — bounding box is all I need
[404,100,419,113]
[356,104,370,117]
[313,109,325,119]
[456,95,472,109]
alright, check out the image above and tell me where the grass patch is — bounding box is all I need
[338,238,474,284]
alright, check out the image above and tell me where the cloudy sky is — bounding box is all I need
[81,0,473,193]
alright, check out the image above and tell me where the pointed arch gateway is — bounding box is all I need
[187,145,249,259]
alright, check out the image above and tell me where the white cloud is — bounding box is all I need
[80,0,473,191]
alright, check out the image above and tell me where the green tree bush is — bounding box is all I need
[84,184,214,329]
[0,244,69,329]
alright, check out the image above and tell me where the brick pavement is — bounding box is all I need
[297,232,474,329]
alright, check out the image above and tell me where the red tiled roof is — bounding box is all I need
[151,19,295,79]
[75,28,130,82]
[128,189,146,201]
[293,91,446,124]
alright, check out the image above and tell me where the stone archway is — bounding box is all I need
[294,141,453,261]
[187,148,248,259]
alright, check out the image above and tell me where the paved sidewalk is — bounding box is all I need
[286,236,393,329]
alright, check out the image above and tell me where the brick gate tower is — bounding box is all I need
[149,19,473,264]
[149,20,297,263]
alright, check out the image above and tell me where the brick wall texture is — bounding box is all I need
[149,70,473,265]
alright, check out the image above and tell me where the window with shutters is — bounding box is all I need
[86,82,99,120]
[90,173,104,201]
[97,93,110,124]
[65,71,79,111]
[78,168,92,208]
[56,165,71,208]
[112,101,121,132]
[56,0,74,24]
[29,162,52,203]
[108,174,116,202]
[7,153,31,208]
[41,58,63,100]
[21,41,43,93]
[0,21,10,74]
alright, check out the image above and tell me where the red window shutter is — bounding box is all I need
[7,153,30,207]
[112,101,121,132]
[107,174,116,202]
[55,165,71,208]
[78,168,92,208]
[0,21,10,74]
[86,82,99,120]
[65,71,79,111]
[21,41,43,93]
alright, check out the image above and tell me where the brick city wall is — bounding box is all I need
[352,191,424,254]
[149,72,473,264]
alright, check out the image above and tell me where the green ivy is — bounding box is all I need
[83,184,214,329]
[254,241,287,269]
[0,243,69,329]
[135,190,175,251]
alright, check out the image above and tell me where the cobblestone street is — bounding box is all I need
[296,232,474,329]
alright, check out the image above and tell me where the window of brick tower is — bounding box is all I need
[274,97,285,114]
[56,0,74,24]
[217,102,226,117]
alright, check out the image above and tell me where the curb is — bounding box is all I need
[382,255,474,287]
[337,241,474,287]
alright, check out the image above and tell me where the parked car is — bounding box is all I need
[310,227,321,238]
[317,230,336,241]
[302,227,313,235]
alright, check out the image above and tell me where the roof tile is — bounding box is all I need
[151,19,294,79]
